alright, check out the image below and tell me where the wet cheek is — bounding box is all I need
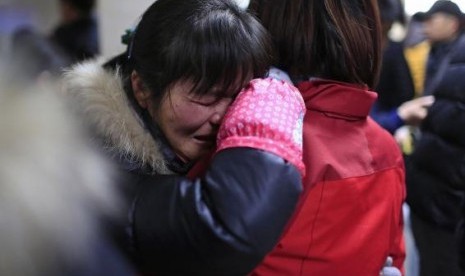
[171,103,212,133]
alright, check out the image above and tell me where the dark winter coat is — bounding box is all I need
[406,35,465,231]
[51,17,99,62]
[62,61,302,276]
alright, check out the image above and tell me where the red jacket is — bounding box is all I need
[252,80,406,276]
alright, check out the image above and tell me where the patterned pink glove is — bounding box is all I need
[216,78,306,176]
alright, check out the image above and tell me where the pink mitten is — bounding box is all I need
[216,78,305,176]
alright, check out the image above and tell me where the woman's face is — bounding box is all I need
[132,73,236,163]
[156,80,235,162]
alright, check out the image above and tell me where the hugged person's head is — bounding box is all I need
[249,0,382,88]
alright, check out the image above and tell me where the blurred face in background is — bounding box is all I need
[424,12,460,43]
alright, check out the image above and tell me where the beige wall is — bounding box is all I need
[99,0,153,59]
[99,0,250,59]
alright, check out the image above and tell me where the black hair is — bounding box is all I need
[60,0,96,16]
[106,0,272,106]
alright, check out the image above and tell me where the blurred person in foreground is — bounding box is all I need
[7,28,70,86]
[405,1,465,275]
[248,0,405,275]
[0,29,133,276]
[50,0,99,62]
[61,0,305,274]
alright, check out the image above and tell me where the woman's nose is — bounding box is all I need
[210,98,232,125]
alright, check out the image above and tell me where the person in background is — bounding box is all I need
[51,0,99,62]
[405,1,465,276]
[8,28,70,85]
[403,12,430,98]
[374,4,429,276]
[372,0,434,142]
[61,0,304,275]
[393,12,433,156]
[248,0,405,275]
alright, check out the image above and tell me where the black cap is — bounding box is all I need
[424,1,464,20]
[411,12,427,22]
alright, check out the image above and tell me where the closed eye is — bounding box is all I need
[188,89,237,107]
[190,98,220,106]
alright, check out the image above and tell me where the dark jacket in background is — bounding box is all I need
[51,16,99,62]
[62,61,302,276]
[406,36,465,231]
[371,40,415,133]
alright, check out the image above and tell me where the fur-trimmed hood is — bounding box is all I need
[62,61,171,174]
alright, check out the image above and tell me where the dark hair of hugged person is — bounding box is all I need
[248,0,382,88]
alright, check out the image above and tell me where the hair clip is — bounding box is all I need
[121,29,134,45]
[121,28,136,60]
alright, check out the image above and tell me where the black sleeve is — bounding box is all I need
[132,148,302,276]
[459,202,465,272]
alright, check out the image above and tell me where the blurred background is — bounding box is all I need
[2,0,460,60]
[0,0,250,60]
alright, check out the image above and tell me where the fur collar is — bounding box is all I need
[62,61,171,174]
